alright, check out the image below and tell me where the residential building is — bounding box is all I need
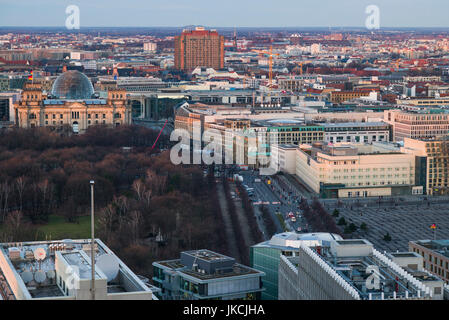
[152,249,264,300]
[329,91,371,104]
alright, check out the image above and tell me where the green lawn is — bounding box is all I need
[35,215,94,240]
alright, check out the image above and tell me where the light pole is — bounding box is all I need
[90,180,96,300]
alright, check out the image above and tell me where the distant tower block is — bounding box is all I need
[174,27,225,71]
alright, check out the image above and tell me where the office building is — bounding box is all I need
[410,240,449,284]
[0,97,9,122]
[174,27,224,71]
[0,239,159,300]
[384,109,449,142]
[250,232,342,300]
[0,93,20,123]
[278,239,444,300]
[295,141,418,198]
[323,122,391,144]
[402,137,449,195]
[152,249,264,300]
[395,97,449,106]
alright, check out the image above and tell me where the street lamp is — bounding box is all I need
[90,180,95,300]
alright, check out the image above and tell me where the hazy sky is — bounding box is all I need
[0,0,448,28]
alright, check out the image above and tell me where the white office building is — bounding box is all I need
[278,239,446,300]
[0,239,159,300]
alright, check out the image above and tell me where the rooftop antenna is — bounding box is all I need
[34,247,46,270]
[90,180,96,300]
[192,252,200,271]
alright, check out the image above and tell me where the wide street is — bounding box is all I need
[238,170,310,235]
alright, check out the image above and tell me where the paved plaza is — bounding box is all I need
[326,201,449,252]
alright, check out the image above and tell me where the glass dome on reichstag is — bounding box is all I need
[51,70,95,100]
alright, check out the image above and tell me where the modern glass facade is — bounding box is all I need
[250,246,281,300]
[51,70,94,100]
[250,245,299,300]
[250,232,342,300]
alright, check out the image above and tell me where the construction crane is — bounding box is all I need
[252,45,279,92]
[294,60,313,75]
[394,58,402,71]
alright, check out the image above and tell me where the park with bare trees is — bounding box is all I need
[0,126,227,278]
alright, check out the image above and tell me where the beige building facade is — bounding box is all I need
[402,137,449,195]
[294,142,417,198]
[14,85,131,134]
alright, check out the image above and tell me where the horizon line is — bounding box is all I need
[2,26,449,30]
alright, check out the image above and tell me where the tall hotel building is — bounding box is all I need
[174,27,224,71]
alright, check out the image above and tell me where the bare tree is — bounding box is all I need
[15,176,26,213]
[0,182,10,223]
[132,179,146,201]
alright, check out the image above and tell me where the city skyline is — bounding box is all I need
[1,1,449,305]
[1,0,449,28]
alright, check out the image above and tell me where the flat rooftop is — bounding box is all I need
[253,232,343,250]
[322,121,389,128]
[335,240,367,245]
[253,119,318,128]
[308,142,404,158]
[0,239,158,300]
[155,249,263,281]
[414,240,449,258]
[315,243,430,300]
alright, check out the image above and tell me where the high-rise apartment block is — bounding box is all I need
[174,27,224,71]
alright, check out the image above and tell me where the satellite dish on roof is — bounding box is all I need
[34,270,47,283]
[21,271,33,284]
[34,248,46,261]
[47,270,56,279]
[96,254,119,282]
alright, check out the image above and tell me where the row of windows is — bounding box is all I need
[331,174,411,179]
[45,120,108,125]
[331,167,411,172]
[36,113,123,120]
[328,135,386,142]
